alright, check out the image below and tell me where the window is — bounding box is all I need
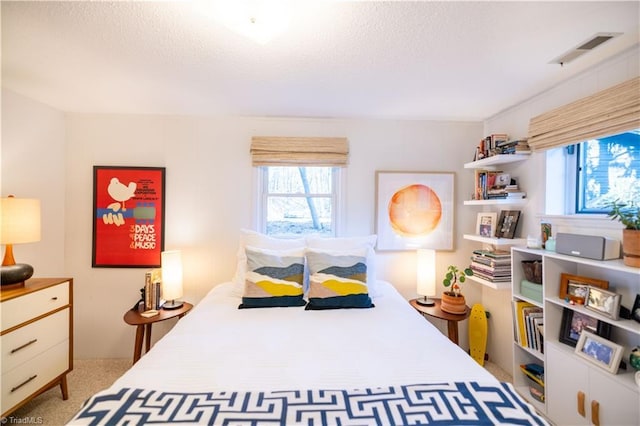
[258,166,340,236]
[574,130,640,213]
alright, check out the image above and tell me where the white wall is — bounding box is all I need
[58,113,482,358]
[1,90,66,277]
[481,46,639,372]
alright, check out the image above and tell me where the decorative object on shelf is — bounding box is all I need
[559,308,611,348]
[415,249,436,306]
[375,171,454,251]
[632,294,640,323]
[574,330,624,374]
[0,195,41,288]
[630,347,640,370]
[475,212,498,237]
[559,273,608,305]
[606,200,640,267]
[544,237,556,252]
[495,210,521,239]
[161,250,184,310]
[541,222,552,249]
[521,260,542,284]
[92,166,166,268]
[441,265,473,315]
[586,287,621,320]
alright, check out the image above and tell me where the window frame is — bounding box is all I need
[254,166,343,237]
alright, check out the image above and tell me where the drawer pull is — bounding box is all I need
[51,297,58,301]
[11,339,38,354]
[11,375,37,393]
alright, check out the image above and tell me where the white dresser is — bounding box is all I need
[1,278,73,417]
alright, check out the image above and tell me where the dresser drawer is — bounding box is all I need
[1,281,69,332]
[0,340,69,414]
[1,309,69,374]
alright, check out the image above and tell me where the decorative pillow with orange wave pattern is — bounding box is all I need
[305,249,374,310]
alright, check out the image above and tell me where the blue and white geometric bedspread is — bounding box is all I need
[68,382,548,425]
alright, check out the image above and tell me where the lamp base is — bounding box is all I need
[1,263,34,288]
[415,296,435,307]
[162,300,183,310]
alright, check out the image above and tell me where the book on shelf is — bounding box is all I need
[144,268,163,310]
[512,300,543,351]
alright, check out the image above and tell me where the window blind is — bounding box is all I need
[250,137,349,167]
[528,77,640,151]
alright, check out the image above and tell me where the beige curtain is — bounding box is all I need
[250,136,349,167]
[528,76,640,151]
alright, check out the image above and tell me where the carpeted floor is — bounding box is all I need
[4,358,512,425]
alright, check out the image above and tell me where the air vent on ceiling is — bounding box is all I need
[550,32,622,65]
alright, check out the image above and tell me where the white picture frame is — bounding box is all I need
[585,286,621,320]
[574,330,623,374]
[375,171,455,251]
[476,212,497,237]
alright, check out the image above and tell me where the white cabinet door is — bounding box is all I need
[589,368,640,426]
[546,344,589,426]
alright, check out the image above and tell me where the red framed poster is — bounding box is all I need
[92,166,166,267]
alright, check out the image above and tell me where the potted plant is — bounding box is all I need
[607,200,640,267]
[441,265,473,314]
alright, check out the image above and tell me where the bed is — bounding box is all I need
[68,232,548,425]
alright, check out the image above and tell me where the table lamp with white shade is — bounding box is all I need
[161,250,184,309]
[415,248,436,306]
[0,196,41,288]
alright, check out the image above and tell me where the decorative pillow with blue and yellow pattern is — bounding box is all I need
[306,249,374,310]
[239,247,306,309]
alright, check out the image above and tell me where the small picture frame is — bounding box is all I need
[476,212,498,237]
[495,210,521,239]
[586,287,621,320]
[559,308,611,348]
[574,331,623,374]
[559,273,608,305]
[632,294,640,323]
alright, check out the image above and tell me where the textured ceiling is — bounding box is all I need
[2,1,639,120]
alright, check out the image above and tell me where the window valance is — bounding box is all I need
[250,136,349,167]
[528,76,640,151]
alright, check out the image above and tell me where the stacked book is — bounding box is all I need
[470,249,512,283]
[513,300,544,353]
[496,138,531,155]
[505,183,526,200]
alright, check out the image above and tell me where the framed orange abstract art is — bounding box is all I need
[375,171,455,251]
[92,166,166,267]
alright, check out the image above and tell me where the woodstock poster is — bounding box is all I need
[92,166,165,267]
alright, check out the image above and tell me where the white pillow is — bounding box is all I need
[306,235,378,296]
[231,229,306,295]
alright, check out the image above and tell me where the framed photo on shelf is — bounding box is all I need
[559,308,611,348]
[92,166,166,268]
[574,331,623,374]
[476,212,498,237]
[559,273,608,305]
[586,287,621,320]
[495,210,520,239]
[632,294,640,323]
[375,171,454,251]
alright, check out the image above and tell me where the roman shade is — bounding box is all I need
[250,137,349,167]
[528,76,640,151]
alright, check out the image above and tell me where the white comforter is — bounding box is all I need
[112,281,497,393]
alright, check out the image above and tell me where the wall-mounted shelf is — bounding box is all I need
[464,153,531,169]
[463,234,527,246]
[464,199,527,206]
[467,274,511,290]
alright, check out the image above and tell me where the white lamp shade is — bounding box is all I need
[0,198,41,244]
[161,250,183,301]
[416,249,436,298]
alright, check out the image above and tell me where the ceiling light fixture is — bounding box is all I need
[209,0,292,45]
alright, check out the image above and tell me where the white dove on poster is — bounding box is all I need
[108,177,137,211]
